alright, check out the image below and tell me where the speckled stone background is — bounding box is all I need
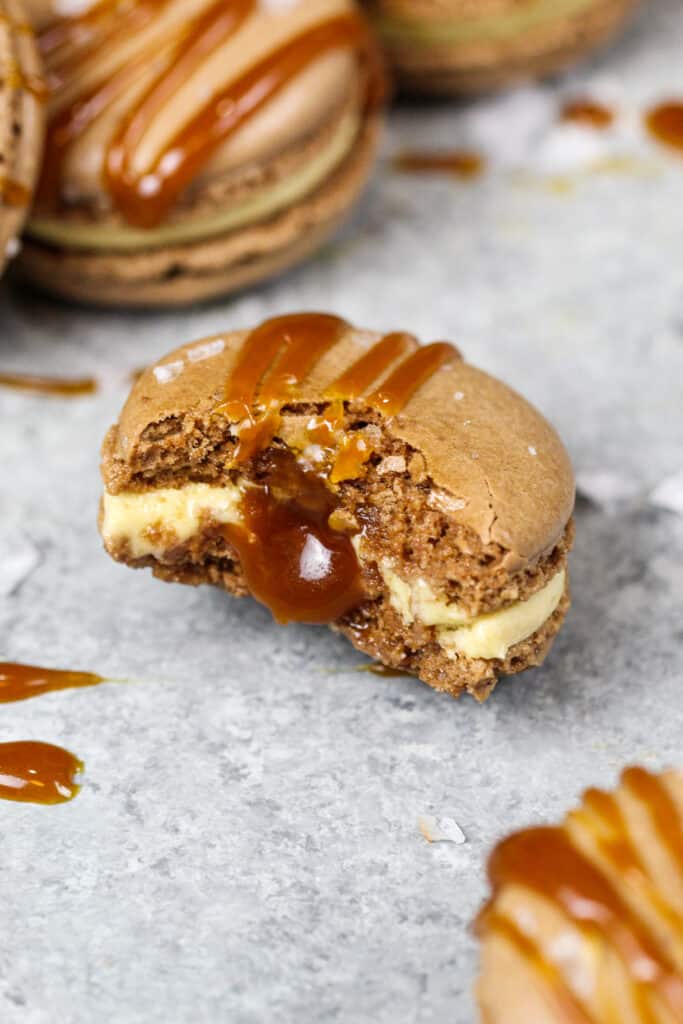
[2,3,683,1021]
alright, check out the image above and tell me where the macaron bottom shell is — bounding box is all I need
[17,111,381,308]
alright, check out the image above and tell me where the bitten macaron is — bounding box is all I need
[364,0,638,95]
[99,313,575,702]
[0,0,44,276]
[19,0,384,307]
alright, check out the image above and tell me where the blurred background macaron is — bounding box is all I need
[364,0,639,95]
[19,0,385,307]
[0,0,44,276]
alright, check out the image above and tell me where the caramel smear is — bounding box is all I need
[0,741,83,804]
[0,662,107,703]
[393,150,485,179]
[646,101,683,155]
[0,372,98,397]
[560,97,614,129]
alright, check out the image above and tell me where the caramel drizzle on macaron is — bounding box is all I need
[37,0,376,228]
[0,177,31,207]
[477,768,683,1021]
[215,313,460,470]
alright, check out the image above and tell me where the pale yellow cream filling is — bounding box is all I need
[372,546,566,661]
[377,0,597,45]
[103,486,565,660]
[101,484,242,559]
[27,108,359,253]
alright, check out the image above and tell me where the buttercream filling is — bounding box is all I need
[103,484,565,661]
[101,483,243,559]
[375,0,599,45]
[372,546,566,661]
[27,107,359,253]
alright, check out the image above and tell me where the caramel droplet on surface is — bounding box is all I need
[0,372,98,397]
[0,663,106,704]
[393,150,485,179]
[646,101,683,154]
[360,664,412,678]
[560,97,614,129]
[0,741,83,805]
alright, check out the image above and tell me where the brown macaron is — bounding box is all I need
[476,766,683,1022]
[99,313,574,702]
[0,0,44,276]
[364,0,638,95]
[19,0,384,307]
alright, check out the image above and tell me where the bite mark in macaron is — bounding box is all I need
[99,313,575,701]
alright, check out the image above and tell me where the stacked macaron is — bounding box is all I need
[364,0,638,94]
[16,0,384,305]
[0,0,43,275]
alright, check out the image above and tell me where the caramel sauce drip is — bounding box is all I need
[329,434,374,484]
[646,101,683,154]
[394,150,485,179]
[560,98,614,129]
[482,911,598,1024]
[480,770,683,1020]
[1,178,31,208]
[0,662,105,703]
[0,372,98,396]
[623,767,683,872]
[211,316,461,624]
[222,314,347,421]
[367,342,459,416]
[39,3,375,227]
[0,741,82,804]
[327,331,417,399]
[108,12,368,228]
[105,0,255,228]
[223,449,363,624]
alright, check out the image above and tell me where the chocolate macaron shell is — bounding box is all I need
[476,767,683,1021]
[107,327,574,572]
[19,112,381,307]
[19,0,383,307]
[0,0,44,274]
[366,0,638,95]
[101,316,574,700]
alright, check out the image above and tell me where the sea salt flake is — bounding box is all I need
[377,455,406,475]
[5,237,20,259]
[454,392,465,401]
[187,338,225,363]
[419,815,466,845]
[650,469,683,515]
[528,445,538,456]
[154,360,184,385]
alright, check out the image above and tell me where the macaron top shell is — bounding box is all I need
[0,0,44,273]
[27,0,375,232]
[106,322,575,572]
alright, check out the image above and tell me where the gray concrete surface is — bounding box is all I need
[1,2,683,1020]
